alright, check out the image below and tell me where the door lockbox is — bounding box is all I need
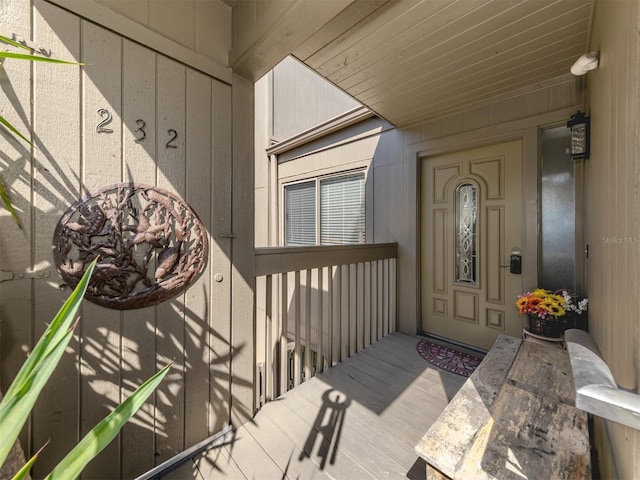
[509,253,522,274]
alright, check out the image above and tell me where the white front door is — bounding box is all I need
[421,141,523,350]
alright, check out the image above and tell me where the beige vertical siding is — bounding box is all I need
[0,0,36,465]
[119,38,159,478]
[46,0,232,82]
[0,0,247,478]
[254,74,271,249]
[271,56,360,141]
[93,0,231,68]
[254,58,363,249]
[229,72,256,428]
[586,1,640,478]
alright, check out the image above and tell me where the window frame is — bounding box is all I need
[283,179,317,246]
[281,169,367,246]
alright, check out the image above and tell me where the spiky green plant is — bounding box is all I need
[0,260,169,479]
[0,34,81,228]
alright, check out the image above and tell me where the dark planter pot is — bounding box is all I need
[526,315,564,338]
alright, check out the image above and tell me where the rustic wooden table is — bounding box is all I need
[415,335,591,479]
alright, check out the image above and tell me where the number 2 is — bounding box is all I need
[96,108,113,134]
[166,129,178,149]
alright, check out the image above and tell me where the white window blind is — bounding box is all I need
[284,181,316,246]
[320,174,365,245]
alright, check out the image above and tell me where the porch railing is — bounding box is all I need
[254,243,397,409]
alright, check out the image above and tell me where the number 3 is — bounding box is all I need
[135,119,146,142]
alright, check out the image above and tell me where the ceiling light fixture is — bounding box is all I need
[571,51,600,76]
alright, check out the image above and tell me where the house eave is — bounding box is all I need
[266,105,375,156]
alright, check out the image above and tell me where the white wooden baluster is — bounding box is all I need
[304,268,312,382]
[384,258,390,337]
[364,261,371,348]
[357,262,363,352]
[377,259,384,340]
[280,272,288,395]
[327,266,338,367]
[349,263,357,357]
[317,267,324,374]
[293,270,302,388]
[265,274,273,402]
[390,259,397,332]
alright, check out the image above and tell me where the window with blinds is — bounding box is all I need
[283,172,365,246]
[284,181,316,245]
[320,174,365,245]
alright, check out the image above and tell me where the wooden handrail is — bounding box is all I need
[254,242,398,406]
[255,243,397,277]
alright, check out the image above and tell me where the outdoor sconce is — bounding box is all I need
[571,51,599,76]
[567,111,590,160]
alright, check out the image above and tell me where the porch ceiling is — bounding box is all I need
[290,0,594,128]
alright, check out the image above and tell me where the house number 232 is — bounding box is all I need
[96,109,179,149]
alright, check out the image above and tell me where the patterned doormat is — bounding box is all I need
[416,340,483,377]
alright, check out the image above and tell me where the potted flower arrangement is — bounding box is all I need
[516,289,589,338]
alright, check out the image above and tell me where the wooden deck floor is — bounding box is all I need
[163,333,468,480]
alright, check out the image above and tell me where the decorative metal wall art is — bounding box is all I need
[52,183,208,309]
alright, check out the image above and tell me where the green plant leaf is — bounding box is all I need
[11,442,48,480]
[5,259,96,392]
[0,331,74,468]
[0,34,30,50]
[0,34,81,227]
[45,365,171,480]
[11,455,38,480]
[0,51,81,65]
[0,177,22,228]
[0,260,96,466]
[0,113,33,146]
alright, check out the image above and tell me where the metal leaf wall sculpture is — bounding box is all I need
[52,183,208,309]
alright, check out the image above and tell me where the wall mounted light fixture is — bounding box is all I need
[567,111,590,160]
[571,51,599,76]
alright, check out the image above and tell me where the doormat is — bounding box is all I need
[416,340,483,377]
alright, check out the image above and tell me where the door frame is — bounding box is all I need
[416,129,539,344]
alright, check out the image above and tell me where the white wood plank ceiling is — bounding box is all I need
[291,0,593,128]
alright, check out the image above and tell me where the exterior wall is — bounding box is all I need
[46,0,232,82]
[254,71,272,249]
[272,56,360,142]
[277,119,382,245]
[254,61,362,369]
[230,73,257,429]
[273,117,391,247]
[254,115,388,369]
[94,0,231,67]
[381,78,582,333]
[256,76,581,336]
[0,0,254,478]
[254,58,364,249]
[586,0,640,478]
